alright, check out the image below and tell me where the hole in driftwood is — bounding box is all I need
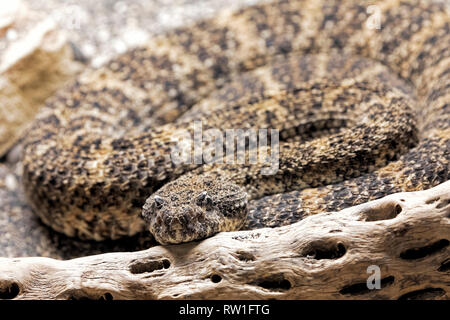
[0,281,20,299]
[339,276,395,296]
[129,258,171,274]
[211,274,222,283]
[301,241,346,260]
[398,288,446,300]
[400,239,449,260]
[438,259,450,272]
[99,293,114,301]
[253,275,291,292]
[426,196,450,212]
[234,251,256,262]
[425,197,439,205]
[68,291,114,300]
[162,259,171,269]
[360,200,403,221]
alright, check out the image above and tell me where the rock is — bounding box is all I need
[0,0,83,156]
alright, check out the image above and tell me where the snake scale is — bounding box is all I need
[22,0,449,244]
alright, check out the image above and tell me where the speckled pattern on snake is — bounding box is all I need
[22,0,450,244]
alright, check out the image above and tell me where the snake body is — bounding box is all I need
[22,0,450,243]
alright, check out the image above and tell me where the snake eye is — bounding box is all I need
[154,196,165,209]
[196,191,213,209]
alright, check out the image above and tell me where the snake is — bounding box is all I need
[21,0,450,245]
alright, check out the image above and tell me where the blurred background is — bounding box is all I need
[24,0,260,67]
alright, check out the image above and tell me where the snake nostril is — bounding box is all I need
[163,215,172,226]
[169,216,185,230]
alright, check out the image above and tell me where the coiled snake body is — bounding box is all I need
[22,0,450,244]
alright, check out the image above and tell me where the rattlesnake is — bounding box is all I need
[22,0,449,244]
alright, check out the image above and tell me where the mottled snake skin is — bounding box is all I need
[22,0,450,244]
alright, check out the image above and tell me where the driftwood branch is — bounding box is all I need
[0,181,449,300]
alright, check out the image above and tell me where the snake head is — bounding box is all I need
[142,172,248,244]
